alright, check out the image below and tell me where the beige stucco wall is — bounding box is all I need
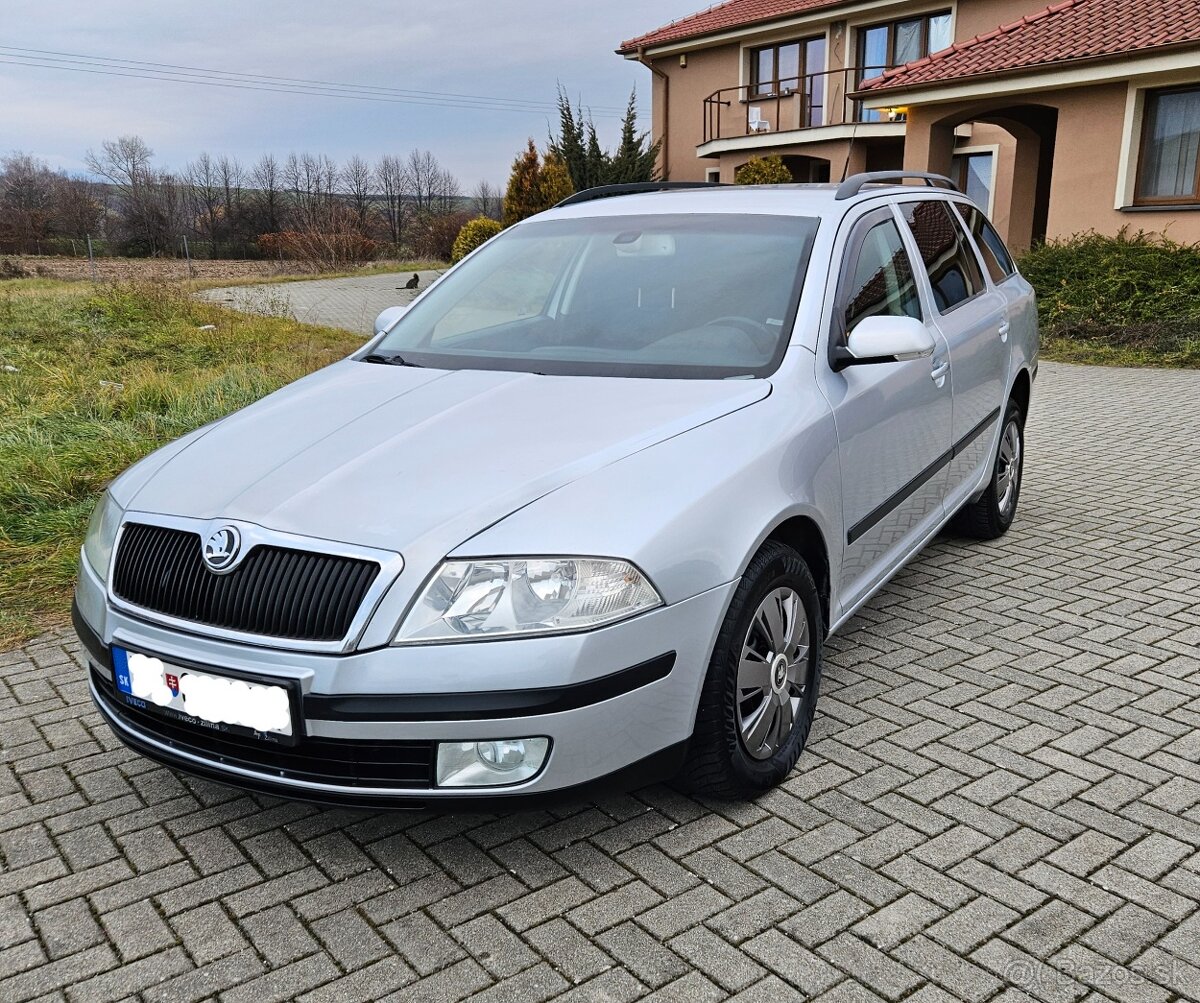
[635,0,1059,183]
[632,2,1200,246]
[648,43,742,182]
[901,81,1200,248]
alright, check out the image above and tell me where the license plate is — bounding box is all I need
[111,646,297,745]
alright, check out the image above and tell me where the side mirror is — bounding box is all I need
[836,315,935,368]
[374,305,408,336]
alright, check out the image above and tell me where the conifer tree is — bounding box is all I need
[502,139,544,226]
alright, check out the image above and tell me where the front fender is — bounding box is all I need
[454,385,842,608]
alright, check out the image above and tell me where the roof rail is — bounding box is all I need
[556,181,725,208]
[835,171,959,200]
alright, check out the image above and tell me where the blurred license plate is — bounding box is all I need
[111,646,296,745]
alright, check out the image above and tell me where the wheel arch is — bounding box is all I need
[761,515,831,637]
[1010,367,1032,419]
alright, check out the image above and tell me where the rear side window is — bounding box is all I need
[900,200,985,313]
[842,218,922,336]
[956,203,1016,284]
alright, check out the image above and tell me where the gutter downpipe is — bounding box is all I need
[635,47,670,181]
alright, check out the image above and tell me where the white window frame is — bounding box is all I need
[950,143,998,217]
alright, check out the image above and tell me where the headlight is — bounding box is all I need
[83,491,124,581]
[394,558,662,644]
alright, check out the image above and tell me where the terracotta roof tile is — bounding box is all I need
[618,0,852,53]
[859,0,1200,93]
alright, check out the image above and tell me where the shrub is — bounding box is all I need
[0,258,31,280]
[409,211,473,262]
[257,203,380,270]
[452,217,504,264]
[1020,229,1200,360]
[734,155,792,185]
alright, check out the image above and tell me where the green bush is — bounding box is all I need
[1020,229,1200,365]
[451,217,504,264]
[734,155,792,185]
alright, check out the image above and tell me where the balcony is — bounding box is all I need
[702,67,901,147]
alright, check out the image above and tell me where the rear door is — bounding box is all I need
[955,198,1038,369]
[896,198,1007,511]
[817,206,953,611]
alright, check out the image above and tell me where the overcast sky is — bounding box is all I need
[2,1,702,188]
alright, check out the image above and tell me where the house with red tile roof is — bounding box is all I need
[618,0,1200,248]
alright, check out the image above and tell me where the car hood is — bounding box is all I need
[125,360,770,554]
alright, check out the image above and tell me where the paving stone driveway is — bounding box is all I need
[3,361,1200,1003]
[198,270,446,335]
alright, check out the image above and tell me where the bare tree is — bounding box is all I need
[432,167,462,214]
[408,146,453,211]
[249,153,283,235]
[51,174,103,241]
[375,154,411,248]
[340,155,375,231]
[0,152,57,251]
[85,135,153,191]
[85,135,179,254]
[471,179,501,220]
[283,152,339,228]
[185,152,223,256]
[218,155,246,251]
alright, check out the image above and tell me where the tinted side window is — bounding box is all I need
[843,218,922,336]
[901,200,985,312]
[957,203,1016,283]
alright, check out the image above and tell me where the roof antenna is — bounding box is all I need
[837,76,860,182]
[840,118,859,183]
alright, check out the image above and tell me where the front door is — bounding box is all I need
[818,207,953,612]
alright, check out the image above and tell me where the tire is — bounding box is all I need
[951,398,1025,540]
[679,540,823,799]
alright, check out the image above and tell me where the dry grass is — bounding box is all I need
[3,255,447,286]
[0,278,362,648]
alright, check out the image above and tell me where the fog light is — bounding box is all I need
[436,737,550,788]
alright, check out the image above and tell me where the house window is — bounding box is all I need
[856,11,950,122]
[858,11,952,81]
[750,36,826,99]
[1136,86,1200,204]
[952,152,994,212]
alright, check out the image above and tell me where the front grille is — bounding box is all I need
[112,523,380,642]
[92,667,435,789]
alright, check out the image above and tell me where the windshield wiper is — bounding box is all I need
[362,353,423,368]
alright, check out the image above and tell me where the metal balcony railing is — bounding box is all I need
[702,67,897,145]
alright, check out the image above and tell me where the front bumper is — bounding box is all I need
[74,558,734,807]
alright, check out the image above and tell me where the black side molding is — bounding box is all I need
[847,406,1001,545]
[72,600,111,671]
[304,652,677,723]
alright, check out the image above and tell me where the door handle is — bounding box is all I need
[998,320,1011,342]
[930,360,949,385]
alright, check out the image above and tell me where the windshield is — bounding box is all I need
[373,213,818,379]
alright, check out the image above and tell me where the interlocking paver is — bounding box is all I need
[2,358,1200,1000]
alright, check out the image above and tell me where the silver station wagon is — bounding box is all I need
[74,172,1037,806]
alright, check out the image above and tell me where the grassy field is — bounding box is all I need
[0,278,361,648]
[2,255,446,286]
